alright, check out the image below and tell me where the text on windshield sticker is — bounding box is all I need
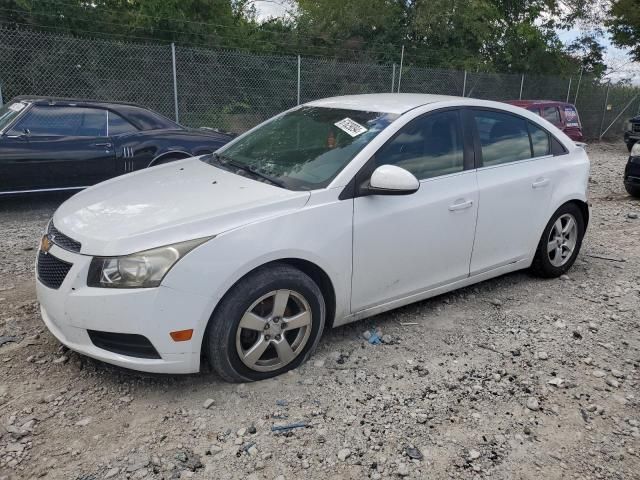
[334,118,368,137]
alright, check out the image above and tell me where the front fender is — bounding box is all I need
[161,192,353,355]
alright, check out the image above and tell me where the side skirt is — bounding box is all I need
[335,259,529,327]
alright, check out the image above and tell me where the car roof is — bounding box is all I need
[11,96,180,131]
[305,93,466,114]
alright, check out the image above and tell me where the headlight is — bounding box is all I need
[631,142,640,158]
[87,237,211,288]
[627,121,633,132]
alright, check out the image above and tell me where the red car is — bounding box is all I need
[507,100,584,142]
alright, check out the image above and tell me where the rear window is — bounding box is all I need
[543,106,561,125]
[564,106,580,128]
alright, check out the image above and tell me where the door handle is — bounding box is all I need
[449,199,473,211]
[93,142,112,148]
[532,178,550,188]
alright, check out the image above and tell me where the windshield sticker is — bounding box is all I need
[334,118,368,137]
[8,102,25,112]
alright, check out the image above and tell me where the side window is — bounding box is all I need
[108,112,138,135]
[374,110,464,180]
[527,106,541,116]
[543,106,561,125]
[528,122,550,157]
[474,110,531,166]
[8,106,107,137]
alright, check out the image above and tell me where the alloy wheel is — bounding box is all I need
[235,289,312,372]
[547,213,578,267]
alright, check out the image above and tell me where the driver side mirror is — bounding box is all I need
[361,165,420,196]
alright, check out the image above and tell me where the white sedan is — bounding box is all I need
[36,94,590,381]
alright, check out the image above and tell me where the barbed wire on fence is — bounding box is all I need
[0,26,638,139]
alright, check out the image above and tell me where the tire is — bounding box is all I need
[627,141,635,152]
[625,182,640,198]
[530,203,585,278]
[205,263,325,382]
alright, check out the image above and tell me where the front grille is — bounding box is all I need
[48,222,81,253]
[87,330,161,359]
[633,123,640,133]
[37,251,72,289]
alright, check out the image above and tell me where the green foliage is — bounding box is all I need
[0,0,615,75]
[608,0,640,62]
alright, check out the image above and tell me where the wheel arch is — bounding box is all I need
[200,257,337,358]
[148,150,192,167]
[570,198,589,230]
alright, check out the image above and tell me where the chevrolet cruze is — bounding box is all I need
[36,94,590,382]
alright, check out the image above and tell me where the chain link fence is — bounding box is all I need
[1,26,639,139]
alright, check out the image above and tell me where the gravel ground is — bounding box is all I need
[0,142,639,480]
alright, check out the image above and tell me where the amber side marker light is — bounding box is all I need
[170,329,194,342]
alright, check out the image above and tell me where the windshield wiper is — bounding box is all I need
[209,153,285,188]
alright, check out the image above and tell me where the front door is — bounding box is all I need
[351,109,479,312]
[0,105,116,191]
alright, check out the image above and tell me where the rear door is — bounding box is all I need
[0,105,116,191]
[470,109,554,274]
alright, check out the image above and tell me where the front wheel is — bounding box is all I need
[530,203,585,278]
[205,263,325,382]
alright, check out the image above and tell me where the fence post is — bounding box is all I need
[519,74,524,100]
[297,55,301,105]
[391,63,396,93]
[0,83,3,106]
[566,77,572,103]
[171,43,179,123]
[397,45,404,93]
[462,70,467,97]
[599,81,611,141]
[574,67,583,105]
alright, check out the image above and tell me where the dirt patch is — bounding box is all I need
[0,144,638,480]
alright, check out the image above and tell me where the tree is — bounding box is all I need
[567,33,607,77]
[608,0,640,62]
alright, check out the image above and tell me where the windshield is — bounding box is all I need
[203,106,398,190]
[0,101,28,131]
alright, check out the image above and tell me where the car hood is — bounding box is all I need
[53,158,310,256]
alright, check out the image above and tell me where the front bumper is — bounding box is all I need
[624,131,640,143]
[36,245,211,374]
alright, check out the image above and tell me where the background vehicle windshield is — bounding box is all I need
[209,106,398,190]
[0,101,28,131]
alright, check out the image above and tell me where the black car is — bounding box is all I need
[0,96,234,195]
[624,150,640,198]
[624,115,640,152]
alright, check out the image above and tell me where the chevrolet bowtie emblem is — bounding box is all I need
[40,235,52,254]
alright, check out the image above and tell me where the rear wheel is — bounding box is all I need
[205,263,325,382]
[530,203,585,278]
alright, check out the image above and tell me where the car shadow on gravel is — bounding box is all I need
[0,192,74,215]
